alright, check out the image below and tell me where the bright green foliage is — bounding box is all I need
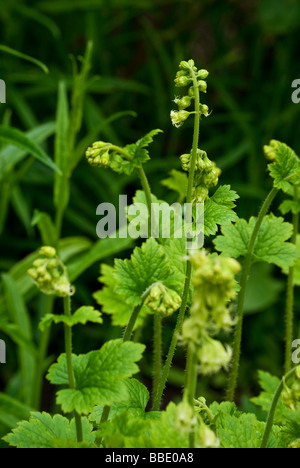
[144,282,182,317]
[3,412,96,448]
[39,306,103,331]
[47,339,145,414]
[161,169,188,201]
[94,264,150,328]
[86,129,162,175]
[204,185,239,236]
[280,199,300,215]
[210,401,284,448]
[94,238,184,327]
[264,140,300,194]
[214,214,298,269]
[114,238,182,307]
[89,379,159,424]
[100,401,216,449]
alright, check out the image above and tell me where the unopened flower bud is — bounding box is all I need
[145,283,181,317]
[200,104,210,117]
[197,69,209,80]
[198,80,207,93]
[174,96,192,110]
[179,61,191,70]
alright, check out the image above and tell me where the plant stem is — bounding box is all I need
[63,295,83,442]
[32,295,54,409]
[137,167,152,217]
[152,65,201,411]
[184,344,198,448]
[123,303,144,342]
[153,313,162,402]
[284,187,299,374]
[260,367,297,448]
[227,186,279,401]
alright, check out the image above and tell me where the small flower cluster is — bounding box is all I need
[180,149,221,203]
[263,140,279,162]
[181,250,240,375]
[170,59,209,128]
[86,142,120,169]
[28,246,74,297]
[144,282,181,317]
[282,366,300,411]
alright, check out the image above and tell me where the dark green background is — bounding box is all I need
[0,0,299,417]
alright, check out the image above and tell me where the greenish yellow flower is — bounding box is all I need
[197,421,219,448]
[28,247,74,297]
[170,110,191,128]
[197,336,232,376]
[144,282,181,317]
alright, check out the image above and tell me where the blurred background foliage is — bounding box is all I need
[0,0,300,438]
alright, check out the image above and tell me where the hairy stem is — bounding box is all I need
[227,187,279,401]
[152,67,201,411]
[123,304,144,342]
[63,295,83,443]
[284,187,299,374]
[260,367,297,448]
[153,313,162,402]
[184,344,198,448]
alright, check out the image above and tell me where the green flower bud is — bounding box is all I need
[197,336,232,375]
[180,153,191,172]
[282,383,297,411]
[198,80,207,93]
[39,246,56,258]
[174,96,192,110]
[85,141,113,168]
[174,76,192,87]
[28,247,74,297]
[170,110,191,128]
[176,70,188,77]
[178,61,191,70]
[144,283,181,317]
[176,401,196,430]
[199,104,210,117]
[197,69,209,80]
[292,380,300,401]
